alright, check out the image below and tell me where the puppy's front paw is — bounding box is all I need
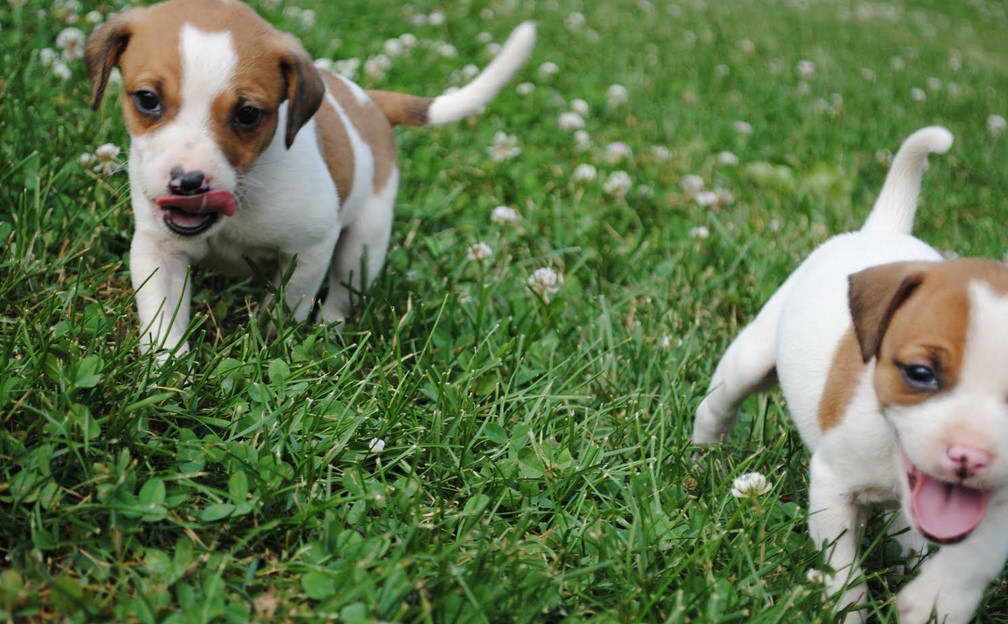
[896,580,976,624]
[692,399,726,445]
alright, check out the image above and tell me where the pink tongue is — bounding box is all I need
[911,472,991,542]
[154,190,237,217]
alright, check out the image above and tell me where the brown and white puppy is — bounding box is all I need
[85,0,535,357]
[693,126,1008,624]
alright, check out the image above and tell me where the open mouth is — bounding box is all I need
[154,190,238,236]
[902,449,992,544]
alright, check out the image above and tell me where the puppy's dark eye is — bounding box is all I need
[901,363,940,391]
[132,90,162,117]
[233,105,263,130]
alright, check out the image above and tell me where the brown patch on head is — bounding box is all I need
[320,71,397,194]
[849,258,1008,409]
[87,0,324,173]
[818,328,866,431]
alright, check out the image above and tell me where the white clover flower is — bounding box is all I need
[875,149,892,166]
[479,7,494,19]
[572,163,597,182]
[605,141,632,164]
[369,438,386,454]
[715,188,734,206]
[538,61,559,79]
[574,130,591,151]
[570,98,589,115]
[988,115,1006,137]
[806,569,825,585]
[79,152,95,166]
[558,111,585,131]
[738,39,755,54]
[860,67,876,81]
[383,38,404,56]
[651,145,671,161]
[364,54,391,81]
[717,151,739,166]
[910,87,926,102]
[731,472,772,498]
[92,143,121,175]
[891,56,905,70]
[516,82,535,95]
[477,32,493,44]
[796,81,811,95]
[527,267,563,298]
[768,218,782,232]
[428,10,445,26]
[680,174,705,195]
[715,64,729,77]
[436,42,457,58]
[660,334,673,348]
[485,42,501,56]
[688,225,710,239]
[606,84,628,108]
[39,48,59,67]
[949,52,962,71]
[733,120,753,135]
[466,242,493,261]
[334,58,360,80]
[95,143,120,160]
[926,77,942,92]
[56,27,86,61]
[314,58,335,72]
[487,131,520,162]
[491,206,520,224]
[461,64,480,79]
[85,10,102,24]
[694,191,718,207]
[52,61,73,80]
[564,11,586,30]
[399,33,418,49]
[603,171,632,198]
[410,13,428,26]
[796,59,815,79]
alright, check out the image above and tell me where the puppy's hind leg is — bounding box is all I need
[692,280,792,444]
[319,173,397,326]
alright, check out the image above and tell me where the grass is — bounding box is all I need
[2,0,1008,621]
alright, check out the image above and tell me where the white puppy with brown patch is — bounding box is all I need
[693,126,1008,623]
[85,0,535,357]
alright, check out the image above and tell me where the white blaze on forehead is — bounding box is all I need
[179,24,236,130]
[959,281,1008,396]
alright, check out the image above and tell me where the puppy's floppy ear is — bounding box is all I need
[278,37,325,149]
[848,261,934,363]
[85,11,137,110]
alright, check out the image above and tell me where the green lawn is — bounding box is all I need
[3,0,1008,621]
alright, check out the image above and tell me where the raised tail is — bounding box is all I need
[367,21,536,127]
[861,126,953,234]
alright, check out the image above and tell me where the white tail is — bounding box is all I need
[861,126,953,234]
[426,22,536,125]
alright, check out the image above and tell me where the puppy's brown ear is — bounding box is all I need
[848,261,933,363]
[85,12,136,110]
[278,38,325,149]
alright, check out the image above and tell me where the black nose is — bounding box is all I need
[168,168,208,195]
